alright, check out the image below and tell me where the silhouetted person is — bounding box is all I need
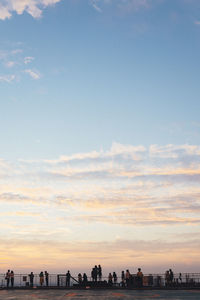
[125,269,130,287]
[165,270,170,286]
[10,271,14,287]
[91,268,95,281]
[66,270,71,287]
[169,269,174,285]
[83,273,88,285]
[78,273,82,284]
[94,265,98,282]
[39,271,44,286]
[108,273,113,285]
[45,271,49,286]
[5,270,11,288]
[98,265,102,281]
[121,271,125,287]
[113,272,117,285]
[29,272,34,287]
[137,268,143,287]
[179,273,182,284]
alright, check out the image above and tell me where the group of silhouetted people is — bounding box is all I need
[5,270,14,287]
[91,265,102,281]
[4,266,144,288]
[6,266,190,289]
[165,268,174,286]
[28,271,49,287]
[120,268,143,287]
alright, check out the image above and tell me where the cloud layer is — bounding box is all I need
[1,142,200,271]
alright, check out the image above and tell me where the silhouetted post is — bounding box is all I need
[57,275,60,287]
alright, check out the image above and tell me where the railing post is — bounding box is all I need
[57,275,59,287]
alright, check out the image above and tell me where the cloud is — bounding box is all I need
[0,74,15,82]
[0,0,157,20]
[0,46,41,83]
[90,0,102,13]
[0,0,62,20]
[1,143,200,228]
[0,237,200,272]
[5,60,15,68]
[24,56,34,64]
[1,143,200,272]
[89,0,152,14]
[0,3,12,20]
[24,68,41,79]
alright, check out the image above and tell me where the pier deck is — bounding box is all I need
[1,289,200,299]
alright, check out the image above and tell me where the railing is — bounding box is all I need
[1,273,200,288]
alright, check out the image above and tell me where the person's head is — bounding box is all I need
[138,268,141,271]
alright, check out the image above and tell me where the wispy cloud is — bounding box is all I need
[24,68,41,80]
[4,61,15,68]
[0,74,15,82]
[89,0,151,14]
[90,0,102,13]
[0,143,200,228]
[0,237,200,272]
[1,143,200,271]
[24,56,34,64]
[0,46,40,83]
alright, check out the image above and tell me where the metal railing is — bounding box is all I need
[1,273,200,288]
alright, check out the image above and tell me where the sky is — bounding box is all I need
[0,0,200,276]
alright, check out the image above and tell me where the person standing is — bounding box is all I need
[125,270,130,287]
[45,271,49,286]
[94,266,98,282]
[66,270,71,287]
[113,272,117,285]
[98,265,102,281]
[83,273,88,285]
[169,269,174,285]
[108,273,113,285]
[39,271,44,286]
[78,273,82,284]
[5,270,11,288]
[10,271,14,288]
[121,271,125,287]
[179,273,182,285]
[137,268,143,287]
[29,272,34,287]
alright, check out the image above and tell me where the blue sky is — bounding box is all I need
[0,0,200,159]
[0,0,200,273]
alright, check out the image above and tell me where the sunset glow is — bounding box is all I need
[0,0,200,274]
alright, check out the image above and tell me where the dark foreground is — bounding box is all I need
[1,289,200,300]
